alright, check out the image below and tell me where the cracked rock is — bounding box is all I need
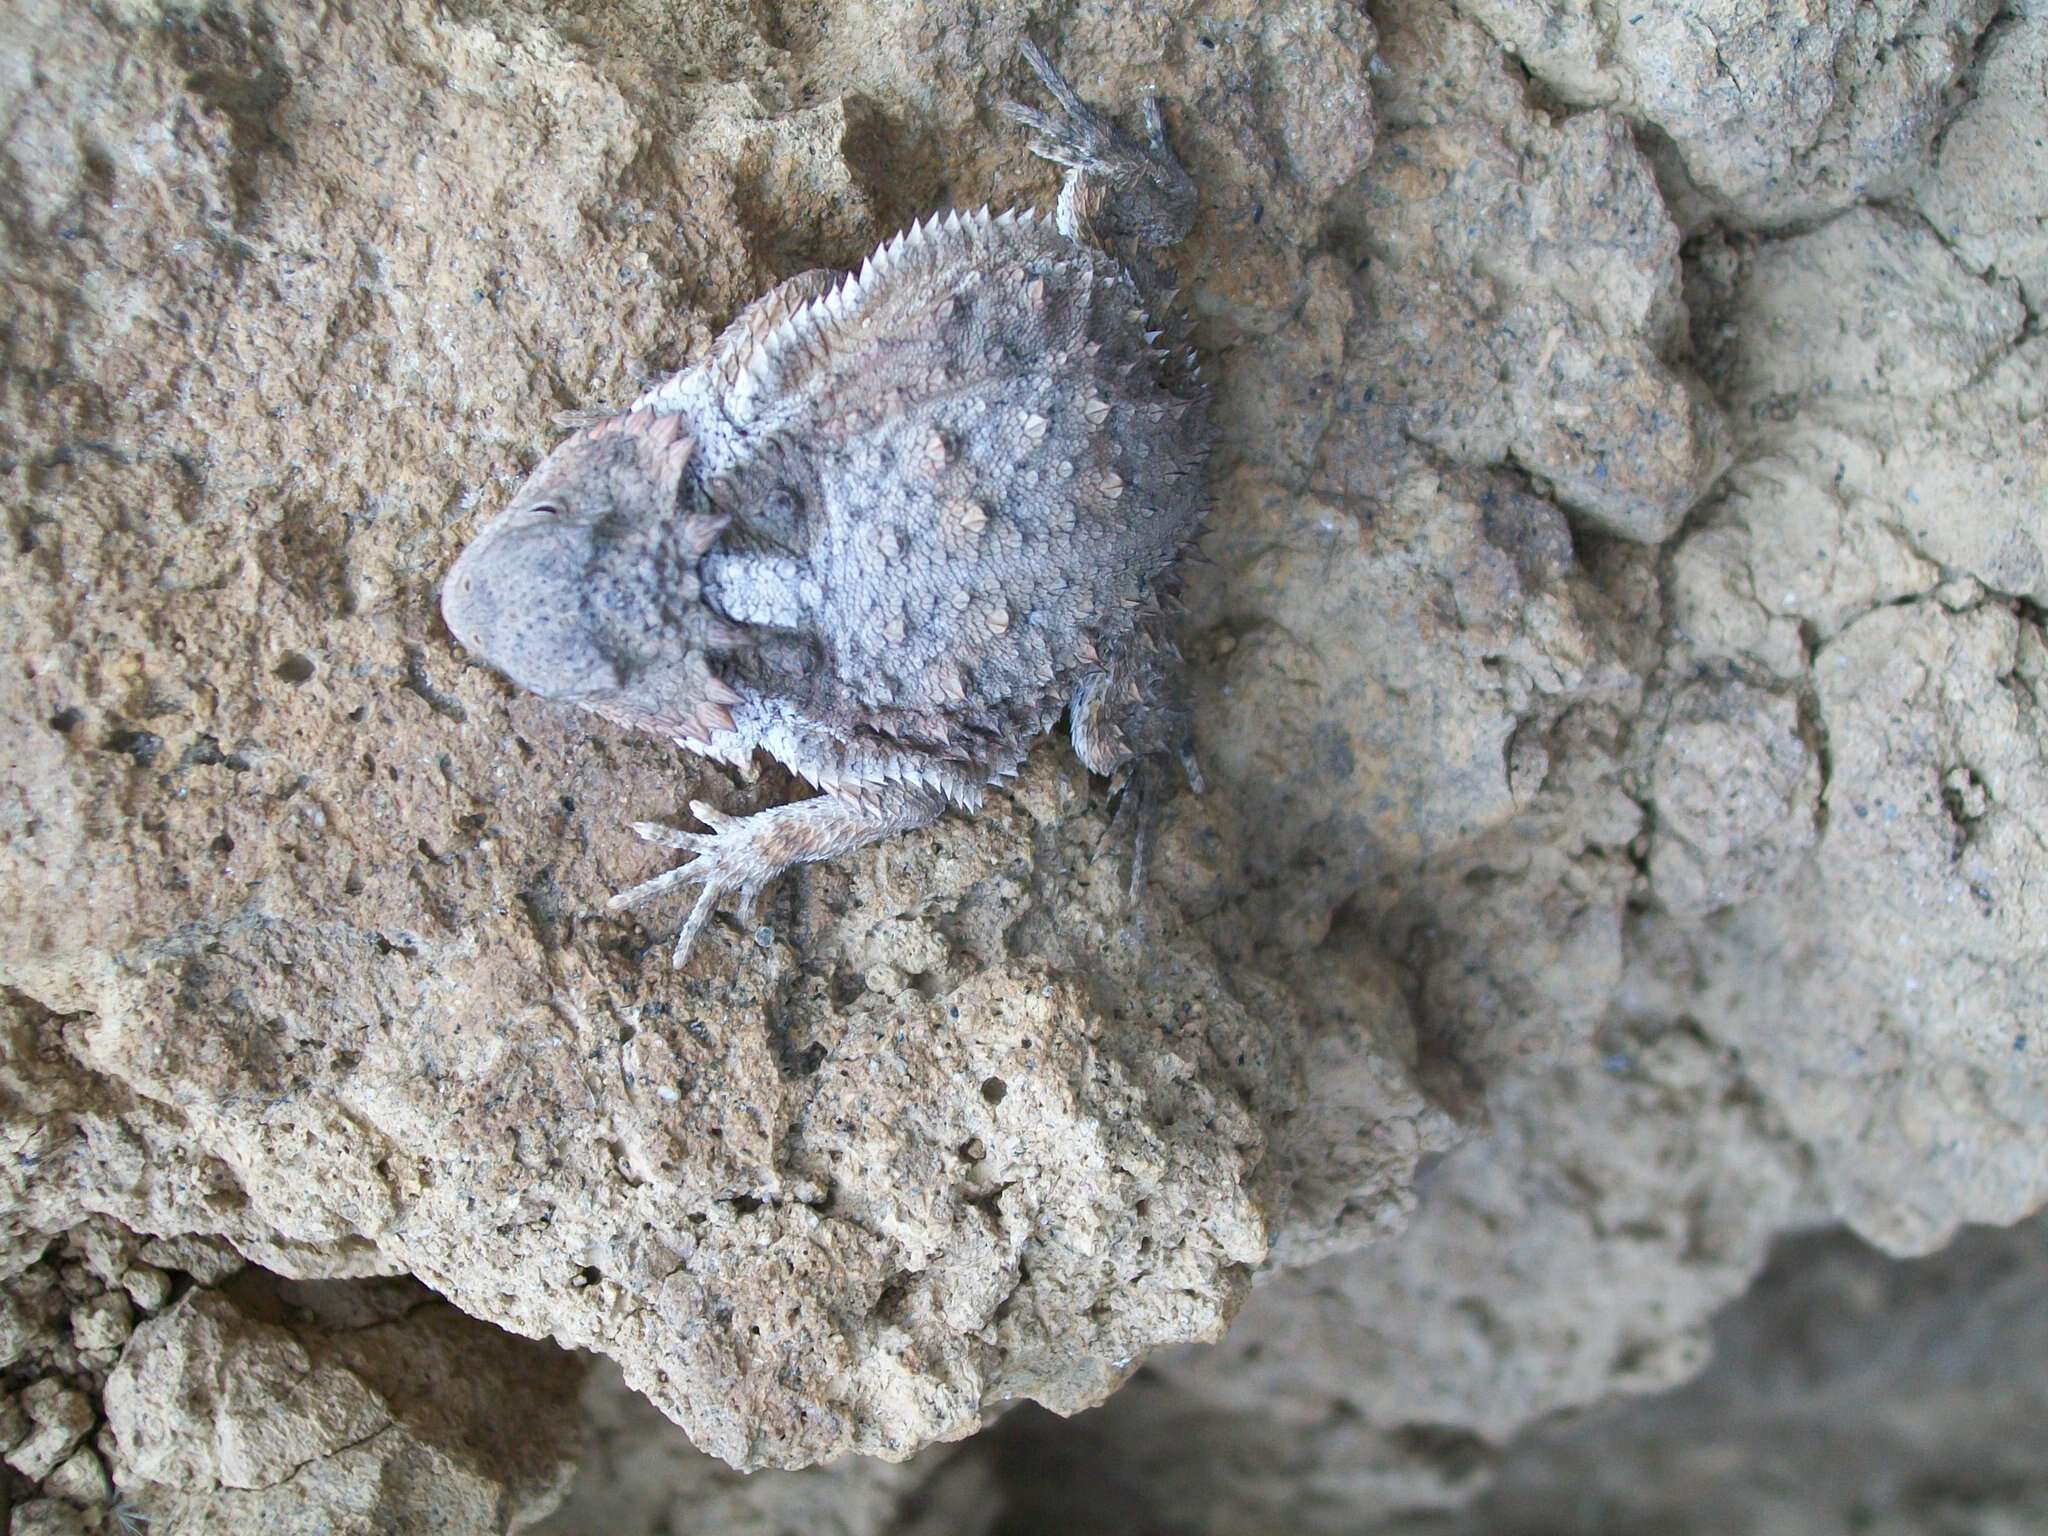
[7,1379,93,1481]
[983,1013,1812,1531]
[106,1290,395,1490]
[1646,678,1820,915]
[1456,0,2006,228]
[1915,7,2048,313]
[1655,602,2048,1254]
[0,0,1444,1473]
[1714,207,2026,401]
[102,1274,583,1534]
[1,0,2045,1519]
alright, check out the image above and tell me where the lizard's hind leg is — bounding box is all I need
[999,40,1198,252]
[1069,629,1204,904]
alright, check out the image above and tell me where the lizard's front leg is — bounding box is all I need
[609,785,946,966]
[999,39,1198,253]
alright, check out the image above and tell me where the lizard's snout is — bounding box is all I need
[441,514,625,700]
[440,532,498,660]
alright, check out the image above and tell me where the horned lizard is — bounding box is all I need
[441,43,1212,965]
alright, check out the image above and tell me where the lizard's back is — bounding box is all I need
[682,208,1209,755]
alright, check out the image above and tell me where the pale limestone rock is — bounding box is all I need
[1658,118,2048,1252]
[1667,603,2048,1254]
[987,1016,1812,1531]
[43,1445,112,1507]
[8,1380,93,1481]
[0,0,1437,1472]
[1455,0,2005,227]
[67,1290,133,1355]
[0,0,2045,1520]
[107,1291,392,1490]
[118,1266,170,1315]
[1718,207,2024,401]
[1647,678,1820,915]
[1916,7,2048,311]
[102,1276,583,1535]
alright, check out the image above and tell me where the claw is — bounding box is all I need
[997,102,1091,173]
[607,857,700,912]
[673,885,720,967]
[1113,760,1158,907]
[1141,96,1167,149]
[628,820,702,852]
[997,100,1059,136]
[1018,37,1090,120]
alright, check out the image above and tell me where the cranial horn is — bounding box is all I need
[584,409,695,485]
[681,511,728,554]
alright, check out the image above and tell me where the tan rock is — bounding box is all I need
[67,1291,134,1355]
[102,1276,582,1535]
[1454,0,2005,227]
[0,0,1438,1472]
[7,1380,93,1481]
[43,1445,112,1507]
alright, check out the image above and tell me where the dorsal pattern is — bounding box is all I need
[696,207,1208,759]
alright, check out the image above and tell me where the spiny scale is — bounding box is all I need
[685,197,1207,755]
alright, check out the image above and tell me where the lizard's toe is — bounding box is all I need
[1141,96,1169,150]
[628,819,709,853]
[611,805,763,965]
[687,798,740,832]
[672,884,722,968]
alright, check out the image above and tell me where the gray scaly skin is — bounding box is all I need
[441,43,1213,965]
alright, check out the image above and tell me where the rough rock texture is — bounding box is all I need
[2,0,2045,1520]
[0,0,1439,1476]
[102,1274,584,1535]
[982,1013,1816,1532]
[1916,6,2048,312]
[1458,0,2006,228]
[1652,86,2048,1255]
[0,1217,579,1534]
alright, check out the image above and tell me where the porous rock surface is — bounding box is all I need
[0,0,1438,1484]
[0,1216,580,1535]
[1,0,2043,1526]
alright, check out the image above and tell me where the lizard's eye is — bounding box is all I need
[528,502,562,518]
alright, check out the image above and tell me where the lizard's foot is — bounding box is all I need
[999,39,1197,250]
[607,801,772,967]
[607,787,948,967]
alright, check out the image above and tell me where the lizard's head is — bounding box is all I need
[442,408,729,703]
